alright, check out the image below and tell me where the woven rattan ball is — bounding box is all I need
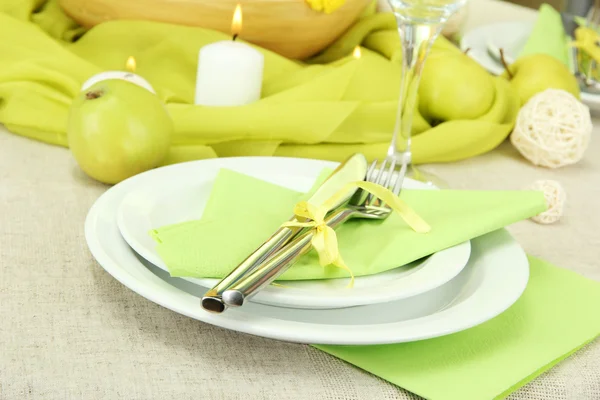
[529,180,566,224]
[511,89,592,168]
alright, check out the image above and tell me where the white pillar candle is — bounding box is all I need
[194,4,264,106]
[81,57,156,94]
[194,42,263,106]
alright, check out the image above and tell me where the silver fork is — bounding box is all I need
[219,158,404,308]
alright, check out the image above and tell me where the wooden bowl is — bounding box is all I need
[58,0,372,59]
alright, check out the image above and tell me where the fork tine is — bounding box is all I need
[383,158,397,190]
[366,159,387,205]
[371,157,398,208]
[349,159,378,207]
[375,159,388,186]
[366,160,377,181]
[392,162,407,196]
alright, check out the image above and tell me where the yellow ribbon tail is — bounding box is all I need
[311,225,340,266]
[333,256,355,288]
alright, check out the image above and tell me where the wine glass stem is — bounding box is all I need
[389,22,442,164]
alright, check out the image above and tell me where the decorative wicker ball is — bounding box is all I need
[511,89,592,168]
[529,180,566,224]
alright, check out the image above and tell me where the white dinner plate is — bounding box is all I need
[116,158,471,309]
[460,21,600,112]
[84,159,530,344]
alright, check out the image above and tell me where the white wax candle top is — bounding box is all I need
[81,71,156,94]
[195,40,264,106]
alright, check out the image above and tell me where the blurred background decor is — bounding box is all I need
[0,0,594,185]
[505,0,591,13]
[58,0,373,59]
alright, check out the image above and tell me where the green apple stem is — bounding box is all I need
[85,90,104,100]
[499,48,513,79]
[389,22,442,162]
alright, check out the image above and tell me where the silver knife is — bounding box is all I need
[201,153,368,313]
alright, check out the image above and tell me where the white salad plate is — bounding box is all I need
[84,158,530,344]
[116,158,471,309]
[460,21,600,112]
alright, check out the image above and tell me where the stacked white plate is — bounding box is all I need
[85,157,530,345]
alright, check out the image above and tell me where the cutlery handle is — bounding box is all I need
[201,224,301,313]
[221,208,353,308]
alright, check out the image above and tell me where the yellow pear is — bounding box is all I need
[432,35,464,55]
[502,54,580,105]
[418,50,495,121]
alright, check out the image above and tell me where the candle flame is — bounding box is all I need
[232,4,242,37]
[353,46,361,59]
[126,56,136,72]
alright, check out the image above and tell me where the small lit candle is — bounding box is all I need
[194,4,264,106]
[353,46,362,59]
[81,56,156,93]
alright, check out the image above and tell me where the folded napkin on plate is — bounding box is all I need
[518,3,570,66]
[151,168,546,280]
[316,255,600,400]
[0,1,517,165]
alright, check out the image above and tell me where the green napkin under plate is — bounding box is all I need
[151,168,547,281]
[316,255,600,400]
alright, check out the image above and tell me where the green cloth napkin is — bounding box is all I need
[316,255,600,400]
[151,168,547,281]
[518,3,570,66]
[0,1,518,165]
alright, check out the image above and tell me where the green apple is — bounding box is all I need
[67,80,172,184]
[418,50,495,121]
[502,54,580,105]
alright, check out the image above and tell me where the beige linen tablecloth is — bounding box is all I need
[1,1,599,398]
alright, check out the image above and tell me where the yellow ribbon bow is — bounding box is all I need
[282,181,431,286]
